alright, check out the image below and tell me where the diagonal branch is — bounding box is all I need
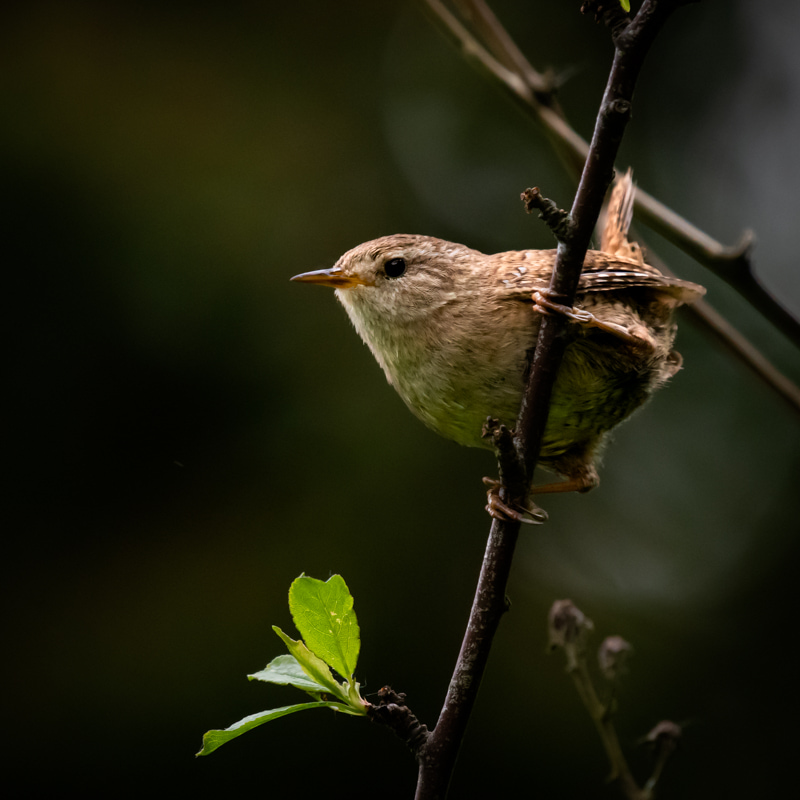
[414,3,690,798]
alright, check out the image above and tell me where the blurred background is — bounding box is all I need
[4,1,799,797]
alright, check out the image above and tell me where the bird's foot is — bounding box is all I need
[483,478,548,525]
[532,289,654,350]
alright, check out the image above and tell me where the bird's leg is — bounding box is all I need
[532,289,656,351]
[482,478,548,525]
[529,461,600,495]
[529,476,597,494]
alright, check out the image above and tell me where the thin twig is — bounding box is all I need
[453,0,558,101]
[571,650,644,800]
[415,3,687,797]
[643,246,800,412]
[688,299,800,410]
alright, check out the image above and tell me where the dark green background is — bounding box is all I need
[4,1,799,797]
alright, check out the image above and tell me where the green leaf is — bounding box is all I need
[197,701,349,756]
[272,626,349,703]
[620,0,631,11]
[248,654,327,692]
[288,574,360,680]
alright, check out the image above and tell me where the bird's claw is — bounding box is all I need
[483,478,548,525]
[532,289,652,349]
[533,289,593,324]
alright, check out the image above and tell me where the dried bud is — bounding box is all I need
[547,599,594,651]
[521,187,571,241]
[376,686,407,706]
[367,686,429,755]
[644,720,682,754]
[598,635,633,680]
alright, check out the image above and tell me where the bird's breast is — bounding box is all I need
[358,299,539,448]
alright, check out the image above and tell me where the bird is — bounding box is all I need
[292,174,705,519]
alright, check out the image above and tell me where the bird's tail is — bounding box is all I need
[600,168,643,264]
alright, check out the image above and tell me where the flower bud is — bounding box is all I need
[644,720,682,753]
[547,599,594,651]
[597,634,632,681]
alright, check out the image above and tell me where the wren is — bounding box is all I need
[292,175,705,506]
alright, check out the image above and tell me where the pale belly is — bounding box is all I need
[389,332,657,465]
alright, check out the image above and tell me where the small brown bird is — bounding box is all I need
[292,175,704,509]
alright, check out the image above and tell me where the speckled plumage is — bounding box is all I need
[293,178,705,492]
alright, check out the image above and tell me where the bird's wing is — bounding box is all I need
[578,252,706,304]
[496,249,705,306]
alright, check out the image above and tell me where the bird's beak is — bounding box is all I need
[290,267,369,289]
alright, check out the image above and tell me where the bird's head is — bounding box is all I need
[291,234,483,327]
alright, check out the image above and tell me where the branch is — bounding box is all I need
[415,517,522,799]
[415,422,527,799]
[422,0,800,402]
[414,3,688,797]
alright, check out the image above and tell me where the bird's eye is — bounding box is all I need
[384,257,407,279]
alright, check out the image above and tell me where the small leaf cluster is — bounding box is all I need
[198,574,367,756]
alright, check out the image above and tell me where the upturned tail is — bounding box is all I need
[600,169,643,264]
